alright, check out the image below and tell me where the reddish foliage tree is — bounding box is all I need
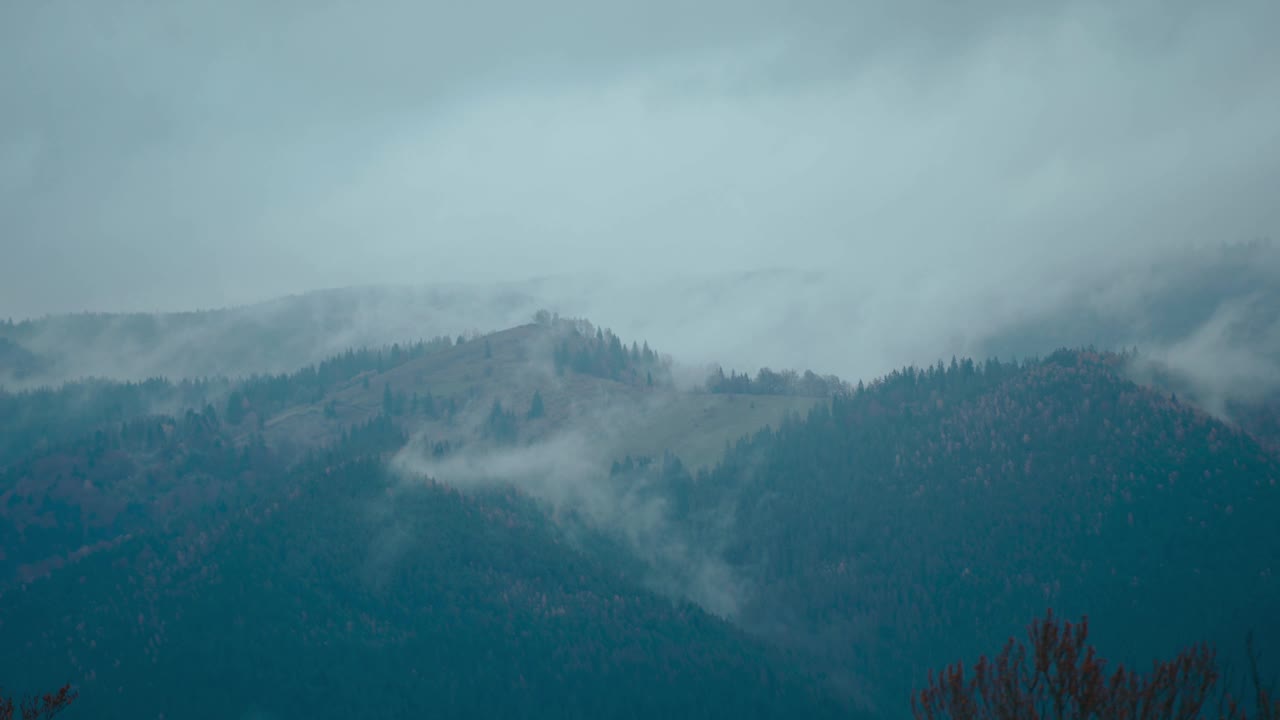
[0,684,77,720]
[913,610,1277,720]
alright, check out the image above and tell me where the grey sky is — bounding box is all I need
[2,0,1279,322]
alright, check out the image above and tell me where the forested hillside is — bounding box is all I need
[0,419,843,720]
[8,0,1279,714]
[661,349,1280,713]
[2,318,1277,719]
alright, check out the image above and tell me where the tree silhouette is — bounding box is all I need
[0,683,77,720]
[484,399,518,445]
[913,609,1278,720]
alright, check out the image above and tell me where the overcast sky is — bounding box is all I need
[2,0,1278,321]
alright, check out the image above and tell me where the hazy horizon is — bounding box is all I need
[4,0,1278,322]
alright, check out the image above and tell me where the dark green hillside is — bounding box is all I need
[5,317,1278,719]
[0,405,280,590]
[0,336,448,472]
[0,377,224,470]
[0,424,845,720]
[0,321,811,590]
[676,350,1280,714]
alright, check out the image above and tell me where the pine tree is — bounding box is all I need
[485,399,518,445]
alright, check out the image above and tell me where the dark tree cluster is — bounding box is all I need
[527,390,545,420]
[0,404,279,590]
[549,318,670,386]
[0,377,220,469]
[223,337,451,426]
[484,400,519,445]
[609,454,654,477]
[333,413,408,457]
[705,366,850,397]
[377,386,461,424]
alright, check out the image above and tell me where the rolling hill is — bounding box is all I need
[0,318,825,597]
[2,307,1278,718]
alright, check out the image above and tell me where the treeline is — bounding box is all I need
[223,337,454,425]
[0,336,457,464]
[373,383,461,423]
[0,377,220,469]
[705,366,850,397]
[537,313,670,386]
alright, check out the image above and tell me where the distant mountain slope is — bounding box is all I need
[253,321,818,470]
[0,428,846,720]
[977,242,1280,453]
[0,377,224,470]
[8,241,1277,401]
[977,241,1280,358]
[671,349,1280,714]
[977,242,1280,426]
[0,320,817,589]
[0,285,542,384]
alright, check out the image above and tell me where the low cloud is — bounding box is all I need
[1129,295,1280,418]
[389,429,746,619]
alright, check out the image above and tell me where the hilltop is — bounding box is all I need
[0,317,822,592]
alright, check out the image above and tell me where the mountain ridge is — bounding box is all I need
[2,313,1277,718]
